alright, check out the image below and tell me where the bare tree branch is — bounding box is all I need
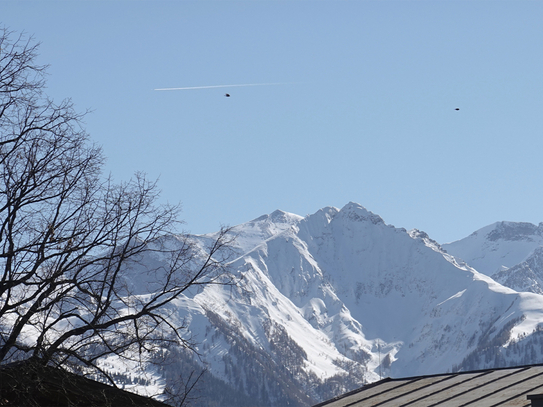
[0,27,235,404]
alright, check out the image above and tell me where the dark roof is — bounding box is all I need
[0,359,169,407]
[314,364,543,407]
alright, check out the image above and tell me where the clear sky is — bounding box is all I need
[3,1,543,244]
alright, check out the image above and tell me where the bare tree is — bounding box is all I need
[162,368,207,407]
[0,27,233,397]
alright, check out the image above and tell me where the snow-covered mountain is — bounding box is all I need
[443,221,543,294]
[114,203,543,406]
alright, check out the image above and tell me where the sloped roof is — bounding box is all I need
[314,364,543,407]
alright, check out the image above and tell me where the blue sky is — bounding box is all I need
[3,1,543,243]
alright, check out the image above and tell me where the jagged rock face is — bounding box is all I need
[491,247,543,294]
[487,222,543,242]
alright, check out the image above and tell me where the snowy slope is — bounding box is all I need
[133,203,543,406]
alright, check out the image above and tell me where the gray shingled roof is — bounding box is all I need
[314,365,543,407]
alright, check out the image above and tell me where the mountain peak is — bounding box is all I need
[444,220,543,278]
[267,210,304,227]
[339,202,384,225]
[487,221,543,242]
[250,209,303,225]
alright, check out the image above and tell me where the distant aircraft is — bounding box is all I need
[455,108,460,111]
[225,93,231,97]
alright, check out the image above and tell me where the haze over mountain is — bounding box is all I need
[100,202,543,406]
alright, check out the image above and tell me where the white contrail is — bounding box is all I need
[154,82,292,91]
